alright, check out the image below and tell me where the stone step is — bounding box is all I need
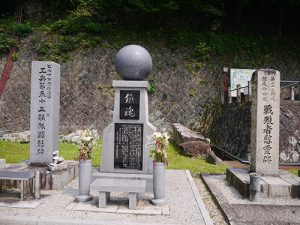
[226,168,300,198]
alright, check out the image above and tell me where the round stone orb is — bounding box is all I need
[115,45,153,80]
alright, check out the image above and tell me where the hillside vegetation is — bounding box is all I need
[0,0,299,134]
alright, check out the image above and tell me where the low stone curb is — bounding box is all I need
[200,174,233,224]
[0,216,175,225]
[186,171,214,225]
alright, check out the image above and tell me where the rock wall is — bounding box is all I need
[208,102,251,161]
[209,100,300,164]
[0,35,219,134]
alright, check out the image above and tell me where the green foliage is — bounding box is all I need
[194,42,211,62]
[0,33,14,53]
[147,75,156,95]
[14,22,32,37]
[11,52,18,61]
[189,90,197,97]
[97,83,114,96]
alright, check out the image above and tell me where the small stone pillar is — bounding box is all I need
[250,69,280,175]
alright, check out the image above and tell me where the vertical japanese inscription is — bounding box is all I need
[30,61,60,165]
[35,64,53,155]
[114,123,143,170]
[120,90,140,120]
[261,75,277,164]
[251,69,279,175]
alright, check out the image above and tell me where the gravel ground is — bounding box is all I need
[0,170,208,225]
[193,175,229,225]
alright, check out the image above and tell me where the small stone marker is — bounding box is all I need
[30,61,60,166]
[250,69,280,175]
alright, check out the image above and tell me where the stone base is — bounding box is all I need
[92,171,153,193]
[0,161,79,190]
[0,159,6,169]
[226,168,300,198]
[150,198,167,206]
[75,194,93,202]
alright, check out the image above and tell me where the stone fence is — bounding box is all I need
[221,81,300,104]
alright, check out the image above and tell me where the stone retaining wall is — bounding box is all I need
[209,100,300,164]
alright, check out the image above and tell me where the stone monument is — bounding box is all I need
[30,61,60,166]
[95,45,156,192]
[250,69,280,175]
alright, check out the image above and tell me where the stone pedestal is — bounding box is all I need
[250,69,280,175]
[100,80,156,174]
[30,61,60,166]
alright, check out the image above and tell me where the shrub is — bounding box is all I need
[0,33,14,53]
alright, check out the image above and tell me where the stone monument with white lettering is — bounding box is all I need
[30,61,60,166]
[94,45,156,192]
[250,69,280,175]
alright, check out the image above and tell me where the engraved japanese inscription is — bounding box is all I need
[120,90,140,120]
[114,123,143,170]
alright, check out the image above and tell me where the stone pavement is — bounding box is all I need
[0,170,213,225]
[202,174,300,225]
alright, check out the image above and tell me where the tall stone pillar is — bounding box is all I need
[250,69,280,175]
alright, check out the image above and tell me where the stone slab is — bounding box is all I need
[0,198,43,208]
[279,172,300,198]
[90,178,146,193]
[261,176,292,198]
[93,171,153,192]
[0,159,6,169]
[112,80,150,90]
[71,198,118,213]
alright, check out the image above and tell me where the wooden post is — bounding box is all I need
[237,84,241,102]
[291,85,295,101]
[228,86,232,103]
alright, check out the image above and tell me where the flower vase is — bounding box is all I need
[76,159,93,202]
[151,161,167,205]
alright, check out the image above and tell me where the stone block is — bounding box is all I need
[172,123,209,145]
[179,141,210,157]
[92,171,153,192]
[128,193,137,209]
[98,192,110,208]
[90,178,146,193]
[0,159,6,169]
[261,176,292,198]
[279,172,300,198]
[226,168,269,198]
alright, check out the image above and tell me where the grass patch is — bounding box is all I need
[288,169,299,176]
[0,140,226,174]
[167,141,227,175]
[0,140,102,167]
